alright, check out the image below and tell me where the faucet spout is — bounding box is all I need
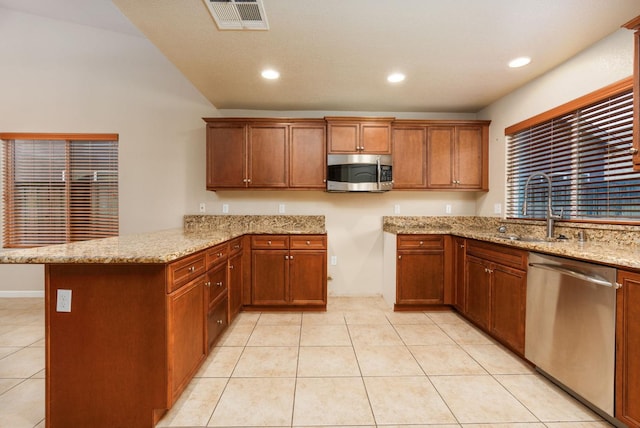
[522,172,562,239]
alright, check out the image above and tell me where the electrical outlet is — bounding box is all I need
[330,256,337,266]
[199,202,206,213]
[394,204,400,214]
[222,204,229,213]
[278,203,285,214]
[56,289,72,312]
[445,204,452,214]
[494,203,502,214]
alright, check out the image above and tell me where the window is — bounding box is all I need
[1,133,118,248]
[505,79,639,222]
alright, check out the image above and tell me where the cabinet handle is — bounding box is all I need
[419,241,424,246]
[233,245,240,249]
[216,281,223,287]
[398,255,402,260]
[267,240,272,246]
[188,266,196,273]
[630,148,639,155]
[217,319,224,325]
[306,240,311,245]
[285,255,289,260]
[247,179,251,183]
[459,244,465,248]
[205,281,211,287]
[290,255,294,260]
[229,264,234,270]
[217,252,223,258]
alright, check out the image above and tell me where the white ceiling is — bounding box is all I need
[3,0,640,113]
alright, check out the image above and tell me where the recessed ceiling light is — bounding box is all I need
[387,73,405,83]
[508,57,531,68]
[261,69,280,79]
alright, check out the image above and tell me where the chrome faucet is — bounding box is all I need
[522,172,563,239]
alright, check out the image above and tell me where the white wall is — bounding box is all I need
[476,28,635,217]
[0,8,218,293]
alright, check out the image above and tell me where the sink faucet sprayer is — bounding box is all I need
[522,172,563,239]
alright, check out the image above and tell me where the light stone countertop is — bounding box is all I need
[0,215,327,264]
[383,216,640,271]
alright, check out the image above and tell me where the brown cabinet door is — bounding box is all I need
[361,123,391,153]
[490,264,526,355]
[397,251,445,305]
[289,249,327,305]
[228,251,243,321]
[616,270,640,427]
[465,255,490,329]
[251,249,289,305]
[456,126,486,190]
[327,122,359,153]
[206,124,246,189]
[290,124,326,188]
[427,127,455,188]
[453,237,466,312]
[248,125,288,187]
[392,127,427,188]
[168,276,206,403]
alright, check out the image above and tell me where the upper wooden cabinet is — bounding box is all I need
[204,118,326,190]
[392,120,490,191]
[427,125,489,191]
[326,117,393,154]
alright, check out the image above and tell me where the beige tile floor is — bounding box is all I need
[0,296,613,428]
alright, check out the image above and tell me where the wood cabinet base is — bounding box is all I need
[242,304,326,312]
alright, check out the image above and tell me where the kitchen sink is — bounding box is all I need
[494,234,548,243]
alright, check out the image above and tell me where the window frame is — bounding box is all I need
[504,77,639,224]
[1,133,119,248]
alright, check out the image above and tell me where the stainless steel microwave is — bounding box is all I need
[326,154,393,192]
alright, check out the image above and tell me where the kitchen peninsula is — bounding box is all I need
[0,215,326,428]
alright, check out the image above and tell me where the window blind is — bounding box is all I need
[2,134,118,248]
[506,88,639,222]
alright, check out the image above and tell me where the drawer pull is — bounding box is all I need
[188,266,196,273]
[267,240,272,246]
[217,319,224,325]
[205,281,211,287]
[233,245,240,249]
[419,241,424,246]
[217,252,223,258]
[216,281,223,287]
[306,240,311,245]
[290,255,294,260]
[229,265,234,270]
[285,255,289,260]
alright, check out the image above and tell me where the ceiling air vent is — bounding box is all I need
[204,0,269,30]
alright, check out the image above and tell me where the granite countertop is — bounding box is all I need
[0,215,327,264]
[383,216,640,271]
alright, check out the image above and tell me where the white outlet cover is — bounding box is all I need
[199,202,206,213]
[222,203,229,213]
[56,289,72,312]
[394,204,400,214]
[278,203,285,214]
[445,204,452,214]
[494,203,502,214]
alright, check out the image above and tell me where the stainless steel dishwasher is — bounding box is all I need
[526,252,617,419]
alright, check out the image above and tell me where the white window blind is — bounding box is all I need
[2,134,119,248]
[506,87,639,222]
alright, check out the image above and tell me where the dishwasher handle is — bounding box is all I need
[528,262,616,288]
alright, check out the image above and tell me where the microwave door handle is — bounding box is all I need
[377,157,381,190]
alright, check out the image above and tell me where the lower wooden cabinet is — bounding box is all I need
[228,241,244,322]
[463,240,527,355]
[250,234,327,309]
[452,237,466,312]
[395,235,451,309]
[616,269,640,427]
[168,276,207,401]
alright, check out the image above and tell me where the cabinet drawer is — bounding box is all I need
[466,239,527,270]
[397,235,444,250]
[290,235,327,250]
[205,242,228,270]
[251,235,289,249]
[207,296,228,349]
[228,237,243,256]
[206,265,227,306]
[168,252,206,292]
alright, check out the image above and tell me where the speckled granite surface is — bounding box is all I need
[0,215,326,264]
[383,216,640,270]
